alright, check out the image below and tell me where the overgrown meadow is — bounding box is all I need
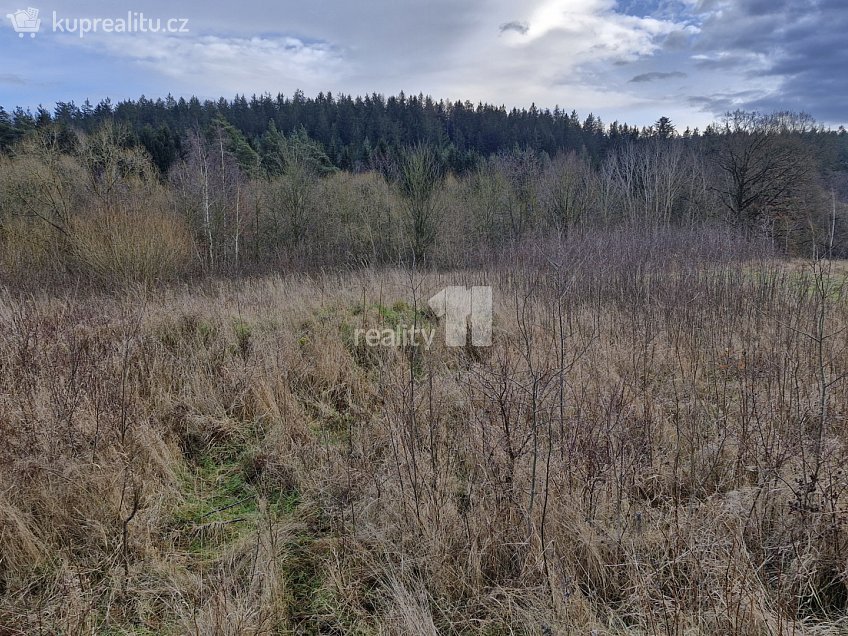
[2,114,848,634]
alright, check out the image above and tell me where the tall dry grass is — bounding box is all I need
[1,241,848,633]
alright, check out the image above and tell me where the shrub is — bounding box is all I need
[0,216,63,283]
[69,206,194,285]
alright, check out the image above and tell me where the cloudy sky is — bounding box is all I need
[1,0,845,128]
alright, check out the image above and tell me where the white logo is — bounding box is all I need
[428,286,493,347]
[7,7,41,38]
[6,8,190,39]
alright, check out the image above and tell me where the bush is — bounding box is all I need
[0,216,63,283]
[69,207,194,285]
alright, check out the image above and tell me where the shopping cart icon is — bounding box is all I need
[7,7,41,38]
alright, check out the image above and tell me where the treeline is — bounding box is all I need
[1,104,847,286]
[2,92,847,175]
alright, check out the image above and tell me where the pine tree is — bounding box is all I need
[0,107,16,152]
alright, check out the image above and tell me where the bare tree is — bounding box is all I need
[710,111,814,229]
[171,130,246,269]
[538,151,592,235]
[397,144,443,263]
[602,139,693,227]
[0,126,83,238]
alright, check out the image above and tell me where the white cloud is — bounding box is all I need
[67,32,346,96]
[42,0,687,117]
[505,0,683,55]
[417,0,690,115]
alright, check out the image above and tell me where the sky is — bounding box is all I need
[0,0,845,129]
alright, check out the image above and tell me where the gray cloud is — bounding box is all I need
[0,74,26,85]
[687,89,765,114]
[661,29,694,51]
[499,21,529,35]
[629,71,687,83]
[746,3,848,123]
[679,0,848,123]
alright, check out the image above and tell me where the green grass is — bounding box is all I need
[169,448,297,558]
[351,300,432,328]
[231,319,253,358]
[154,313,217,351]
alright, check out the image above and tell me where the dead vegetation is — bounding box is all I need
[1,240,848,634]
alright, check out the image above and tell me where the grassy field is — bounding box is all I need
[2,256,848,634]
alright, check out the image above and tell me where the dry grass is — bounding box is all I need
[1,255,848,634]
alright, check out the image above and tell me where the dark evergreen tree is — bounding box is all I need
[1,91,844,178]
[138,124,182,175]
[0,107,16,152]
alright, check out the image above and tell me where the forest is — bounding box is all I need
[1,94,848,285]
